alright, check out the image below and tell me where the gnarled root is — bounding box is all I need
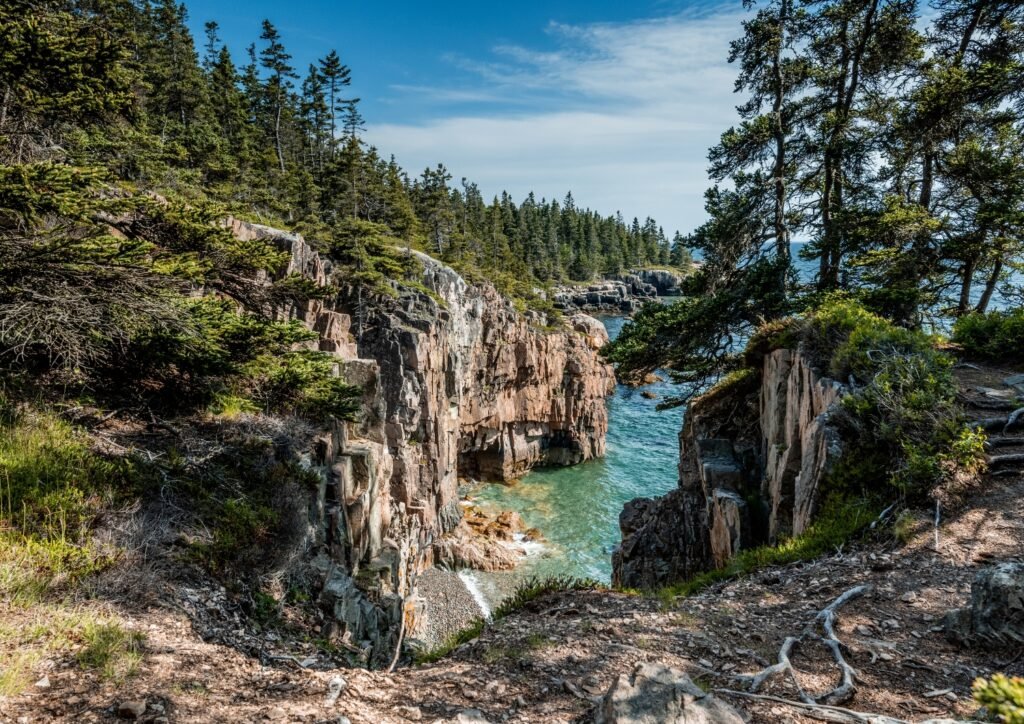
[736,585,870,706]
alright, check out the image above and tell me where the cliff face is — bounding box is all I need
[230,220,614,663]
[612,348,843,589]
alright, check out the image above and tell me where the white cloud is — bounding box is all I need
[365,4,746,235]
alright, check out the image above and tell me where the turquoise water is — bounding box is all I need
[471,316,685,587]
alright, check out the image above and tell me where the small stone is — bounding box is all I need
[325,675,347,706]
[883,619,900,629]
[395,705,422,721]
[923,688,953,698]
[945,692,958,701]
[484,680,506,697]
[35,676,50,689]
[515,695,527,708]
[855,624,874,636]
[901,592,918,603]
[264,707,287,721]
[67,696,82,706]
[698,658,714,669]
[117,701,147,719]
[455,710,490,723]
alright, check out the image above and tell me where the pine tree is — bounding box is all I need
[258,20,297,173]
[318,50,351,143]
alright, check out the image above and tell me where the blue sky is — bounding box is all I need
[186,0,746,235]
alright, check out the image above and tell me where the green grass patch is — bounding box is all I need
[0,403,142,602]
[654,496,879,598]
[0,605,144,695]
[414,618,484,665]
[77,621,145,681]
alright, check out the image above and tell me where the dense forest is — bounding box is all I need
[0,0,687,308]
[608,0,1024,391]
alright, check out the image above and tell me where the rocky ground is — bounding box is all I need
[3,367,1023,723]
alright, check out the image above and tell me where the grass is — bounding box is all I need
[0,404,137,603]
[415,575,602,665]
[0,604,145,695]
[77,621,145,681]
[654,495,879,599]
[415,618,485,665]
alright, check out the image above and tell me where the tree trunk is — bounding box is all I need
[772,0,791,273]
[976,258,1003,313]
[274,101,285,173]
[958,255,977,315]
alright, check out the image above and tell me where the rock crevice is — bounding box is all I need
[613,348,843,589]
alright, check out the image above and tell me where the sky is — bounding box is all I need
[185,0,746,236]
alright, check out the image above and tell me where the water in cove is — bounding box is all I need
[467,315,684,607]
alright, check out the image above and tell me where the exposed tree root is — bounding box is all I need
[736,585,871,706]
[715,689,909,724]
[1003,407,1024,434]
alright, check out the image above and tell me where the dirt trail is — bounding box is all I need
[2,366,1023,723]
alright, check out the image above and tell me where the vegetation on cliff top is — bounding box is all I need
[607,0,1024,394]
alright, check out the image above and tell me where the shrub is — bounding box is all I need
[953,309,1024,362]
[974,674,1024,723]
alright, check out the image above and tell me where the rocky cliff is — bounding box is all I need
[612,348,843,589]
[230,220,614,664]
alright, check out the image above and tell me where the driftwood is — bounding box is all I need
[736,585,870,706]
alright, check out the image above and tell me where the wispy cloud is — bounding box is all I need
[365,4,746,235]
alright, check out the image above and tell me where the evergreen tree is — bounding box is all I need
[258,20,297,173]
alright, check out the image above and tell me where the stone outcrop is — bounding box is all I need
[552,269,685,315]
[623,269,684,296]
[229,219,614,664]
[596,663,744,724]
[945,562,1024,645]
[613,348,843,589]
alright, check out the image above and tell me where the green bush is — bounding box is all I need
[974,674,1024,723]
[953,309,1024,362]
[119,297,362,420]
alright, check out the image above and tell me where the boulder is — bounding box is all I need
[945,562,1024,645]
[595,663,744,724]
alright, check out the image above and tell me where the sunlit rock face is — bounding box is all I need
[613,348,843,590]
[230,219,614,664]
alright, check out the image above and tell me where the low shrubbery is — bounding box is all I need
[953,309,1024,362]
[974,673,1024,723]
[749,298,985,500]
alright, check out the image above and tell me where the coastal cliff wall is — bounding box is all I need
[230,220,614,663]
[612,348,843,589]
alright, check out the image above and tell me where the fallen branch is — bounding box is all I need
[715,688,910,724]
[735,585,871,706]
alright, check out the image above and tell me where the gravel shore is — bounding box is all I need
[414,567,486,649]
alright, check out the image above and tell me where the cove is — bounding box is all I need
[468,315,685,601]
